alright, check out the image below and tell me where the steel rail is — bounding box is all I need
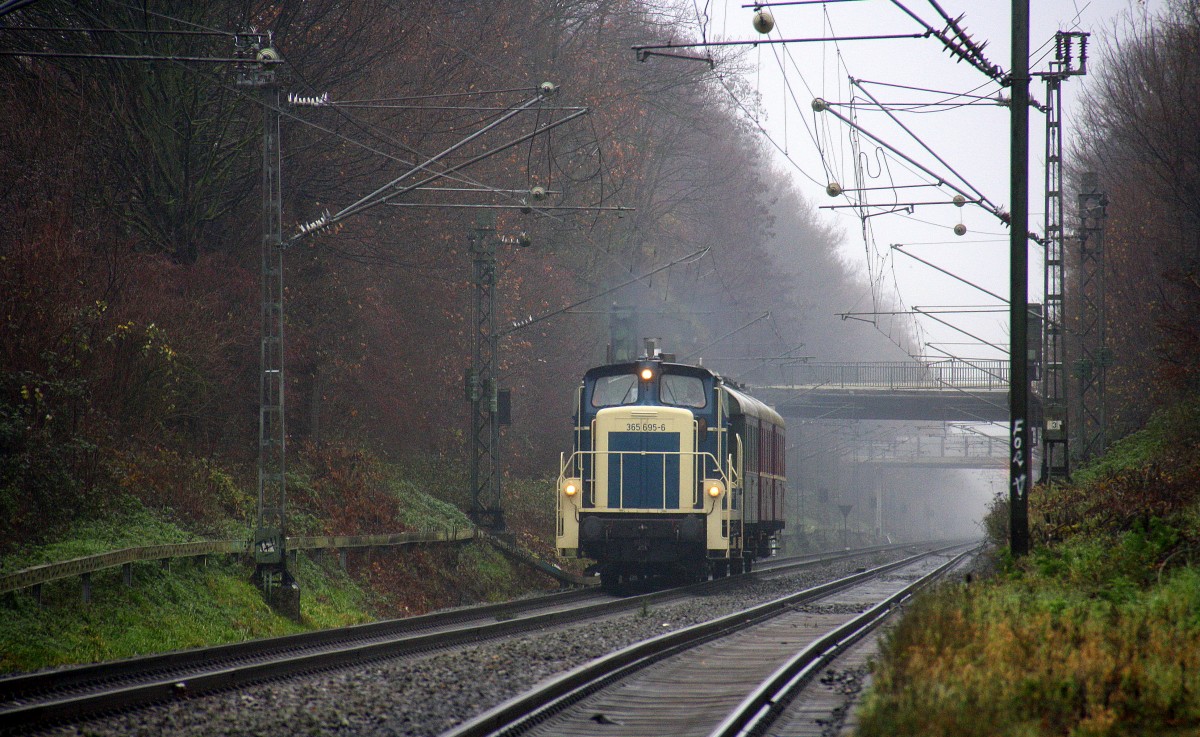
[0,587,594,701]
[708,545,978,737]
[0,544,923,734]
[0,542,902,703]
[440,543,969,737]
[0,587,598,734]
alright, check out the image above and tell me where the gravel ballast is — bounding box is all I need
[60,551,918,737]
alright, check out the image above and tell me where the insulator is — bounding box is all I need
[288,91,331,107]
[296,210,331,236]
[752,9,774,34]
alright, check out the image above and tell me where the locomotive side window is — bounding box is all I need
[591,374,638,407]
[660,375,707,408]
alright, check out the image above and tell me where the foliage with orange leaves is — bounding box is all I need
[289,441,400,536]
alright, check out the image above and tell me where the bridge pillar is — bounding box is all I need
[873,474,884,542]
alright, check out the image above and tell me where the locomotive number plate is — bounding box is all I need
[625,422,669,432]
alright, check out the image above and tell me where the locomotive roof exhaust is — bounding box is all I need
[641,337,676,362]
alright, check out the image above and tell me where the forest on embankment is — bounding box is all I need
[1,1,900,549]
[1,0,906,648]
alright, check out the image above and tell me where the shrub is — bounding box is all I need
[290,441,399,535]
[110,446,252,535]
[0,372,110,549]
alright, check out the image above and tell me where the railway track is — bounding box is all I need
[442,543,975,737]
[0,543,922,735]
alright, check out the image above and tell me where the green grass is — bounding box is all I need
[0,552,374,672]
[855,399,1200,737]
[1070,400,1200,487]
[858,560,1200,737]
[0,496,197,575]
[454,543,517,601]
[0,454,557,674]
[386,471,472,533]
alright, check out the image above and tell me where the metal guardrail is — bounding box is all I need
[477,530,596,587]
[288,529,473,552]
[0,528,476,597]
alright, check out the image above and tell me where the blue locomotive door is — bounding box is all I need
[608,432,680,509]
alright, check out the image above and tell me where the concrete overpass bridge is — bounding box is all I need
[748,360,1013,423]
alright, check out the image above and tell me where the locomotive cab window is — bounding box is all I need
[660,374,707,409]
[591,374,638,407]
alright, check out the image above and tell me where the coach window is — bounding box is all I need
[592,374,638,407]
[661,375,707,409]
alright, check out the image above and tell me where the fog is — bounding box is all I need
[609,168,999,548]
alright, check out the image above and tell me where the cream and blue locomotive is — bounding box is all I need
[556,352,786,588]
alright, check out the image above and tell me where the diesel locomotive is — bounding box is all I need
[556,350,786,589]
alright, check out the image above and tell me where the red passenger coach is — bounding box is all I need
[725,385,786,559]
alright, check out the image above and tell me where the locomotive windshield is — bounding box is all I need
[591,374,638,407]
[660,374,707,408]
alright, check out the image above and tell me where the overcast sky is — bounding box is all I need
[696,0,1162,365]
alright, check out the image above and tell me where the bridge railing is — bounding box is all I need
[785,360,1009,390]
[852,432,1008,463]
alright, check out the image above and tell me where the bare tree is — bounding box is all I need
[1073,0,1200,426]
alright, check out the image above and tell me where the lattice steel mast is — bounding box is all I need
[238,43,299,617]
[1076,172,1109,462]
[468,217,503,531]
[1037,31,1088,482]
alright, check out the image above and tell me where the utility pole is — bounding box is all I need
[838,504,853,549]
[239,44,299,618]
[1009,0,1031,557]
[0,22,295,613]
[287,84,574,538]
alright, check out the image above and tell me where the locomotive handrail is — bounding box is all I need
[0,528,475,596]
[733,439,743,542]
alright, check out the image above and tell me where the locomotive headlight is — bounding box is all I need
[640,367,654,381]
[704,479,725,499]
[561,478,582,498]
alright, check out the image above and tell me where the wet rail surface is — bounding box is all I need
[444,544,974,737]
[0,543,926,735]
